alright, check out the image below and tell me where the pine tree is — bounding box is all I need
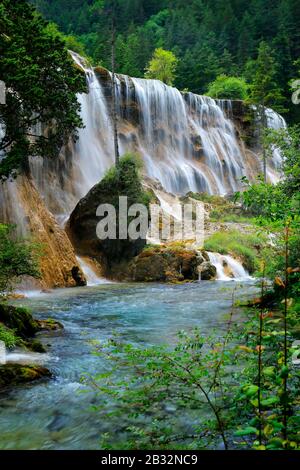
[248,41,286,181]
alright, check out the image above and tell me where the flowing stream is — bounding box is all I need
[0,280,257,450]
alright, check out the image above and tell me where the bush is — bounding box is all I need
[206,75,249,100]
[0,324,19,349]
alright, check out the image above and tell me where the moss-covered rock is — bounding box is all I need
[0,364,51,389]
[68,154,151,269]
[37,319,64,331]
[0,304,39,338]
[24,339,47,353]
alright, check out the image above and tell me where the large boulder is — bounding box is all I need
[68,155,151,271]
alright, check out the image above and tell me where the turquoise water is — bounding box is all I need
[0,281,256,449]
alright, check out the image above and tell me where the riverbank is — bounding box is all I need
[0,303,63,390]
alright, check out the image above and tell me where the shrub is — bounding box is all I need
[0,324,19,349]
[206,75,249,100]
[145,48,178,86]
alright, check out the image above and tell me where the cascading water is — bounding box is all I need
[207,252,251,281]
[75,256,111,286]
[25,53,286,220]
[265,107,287,180]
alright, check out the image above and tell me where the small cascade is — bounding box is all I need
[0,340,50,366]
[0,340,5,364]
[207,252,251,281]
[76,256,111,286]
[5,351,50,365]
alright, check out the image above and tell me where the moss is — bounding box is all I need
[209,210,256,224]
[0,304,39,338]
[0,364,51,389]
[37,318,64,331]
[25,339,47,353]
[182,192,226,205]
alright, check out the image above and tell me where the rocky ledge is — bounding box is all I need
[109,245,216,282]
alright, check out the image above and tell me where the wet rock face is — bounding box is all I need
[0,175,86,289]
[109,246,216,283]
[198,262,217,280]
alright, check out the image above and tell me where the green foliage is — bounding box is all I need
[0,0,87,176]
[236,178,290,221]
[84,327,236,449]
[100,153,151,208]
[246,41,286,113]
[45,22,90,59]
[0,324,19,349]
[145,48,178,85]
[236,126,300,224]
[265,126,300,199]
[85,298,300,449]
[204,229,266,273]
[235,125,300,298]
[30,0,300,121]
[206,75,248,100]
[0,224,40,295]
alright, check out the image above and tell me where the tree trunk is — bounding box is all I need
[111,12,120,168]
[260,103,267,183]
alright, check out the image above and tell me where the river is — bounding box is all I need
[0,280,257,449]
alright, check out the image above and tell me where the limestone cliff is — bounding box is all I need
[0,175,86,289]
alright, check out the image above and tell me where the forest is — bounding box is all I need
[30,0,300,122]
[0,0,299,458]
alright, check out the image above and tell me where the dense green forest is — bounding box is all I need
[30,0,300,122]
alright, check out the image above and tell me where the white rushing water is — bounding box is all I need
[76,256,111,286]
[207,252,251,281]
[26,52,286,219]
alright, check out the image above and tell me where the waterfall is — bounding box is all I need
[25,53,286,219]
[207,252,251,281]
[76,256,111,286]
[265,107,287,181]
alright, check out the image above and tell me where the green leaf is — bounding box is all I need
[279,365,289,378]
[243,384,259,397]
[261,396,280,407]
[263,366,275,377]
[235,426,258,436]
